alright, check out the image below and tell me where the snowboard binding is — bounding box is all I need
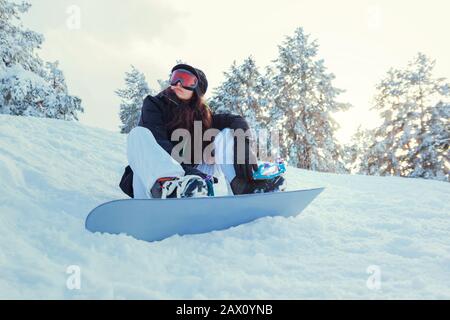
[151,175,215,199]
[252,158,286,180]
[250,158,287,193]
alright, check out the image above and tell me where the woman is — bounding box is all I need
[120,64,284,199]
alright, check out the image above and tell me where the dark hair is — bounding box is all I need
[166,88,212,133]
[165,88,213,164]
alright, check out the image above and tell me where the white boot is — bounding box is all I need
[155,175,209,199]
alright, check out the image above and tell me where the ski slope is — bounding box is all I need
[0,114,449,299]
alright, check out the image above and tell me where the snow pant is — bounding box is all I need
[127,126,237,199]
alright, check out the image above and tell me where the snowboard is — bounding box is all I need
[85,188,324,242]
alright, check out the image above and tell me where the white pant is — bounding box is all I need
[127,127,237,199]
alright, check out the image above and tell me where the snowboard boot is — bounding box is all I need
[151,175,209,199]
[150,177,179,199]
[230,175,286,195]
[178,176,209,198]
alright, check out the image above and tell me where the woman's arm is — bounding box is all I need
[212,113,250,131]
[138,96,209,179]
[138,96,175,155]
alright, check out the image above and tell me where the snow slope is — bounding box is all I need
[0,114,449,299]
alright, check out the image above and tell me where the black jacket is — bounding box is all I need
[119,89,249,198]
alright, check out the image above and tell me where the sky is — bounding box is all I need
[22,0,450,144]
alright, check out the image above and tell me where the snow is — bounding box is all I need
[0,114,449,299]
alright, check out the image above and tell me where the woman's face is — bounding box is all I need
[171,82,194,101]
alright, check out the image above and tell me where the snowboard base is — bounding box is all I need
[86,188,324,242]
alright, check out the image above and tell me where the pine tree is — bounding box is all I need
[360,67,405,176]
[365,53,449,181]
[0,0,44,73]
[403,54,449,181]
[409,101,449,181]
[344,126,376,174]
[116,66,151,134]
[270,27,350,172]
[209,56,266,131]
[42,61,83,120]
[0,0,83,120]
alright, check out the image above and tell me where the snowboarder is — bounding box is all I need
[119,64,285,199]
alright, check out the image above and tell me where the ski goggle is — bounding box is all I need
[169,69,199,91]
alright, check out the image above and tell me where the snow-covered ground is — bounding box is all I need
[0,114,449,299]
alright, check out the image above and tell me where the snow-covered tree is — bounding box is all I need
[270,27,350,172]
[42,61,83,120]
[209,56,267,131]
[403,55,449,181]
[116,66,151,134]
[408,100,449,181]
[361,68,405,176]
[0,64,48,116]
[0,0,44,73]
[364,53,449,181]
[0,0,83,120]
[0,62,83,120]
[344,126,376,174]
